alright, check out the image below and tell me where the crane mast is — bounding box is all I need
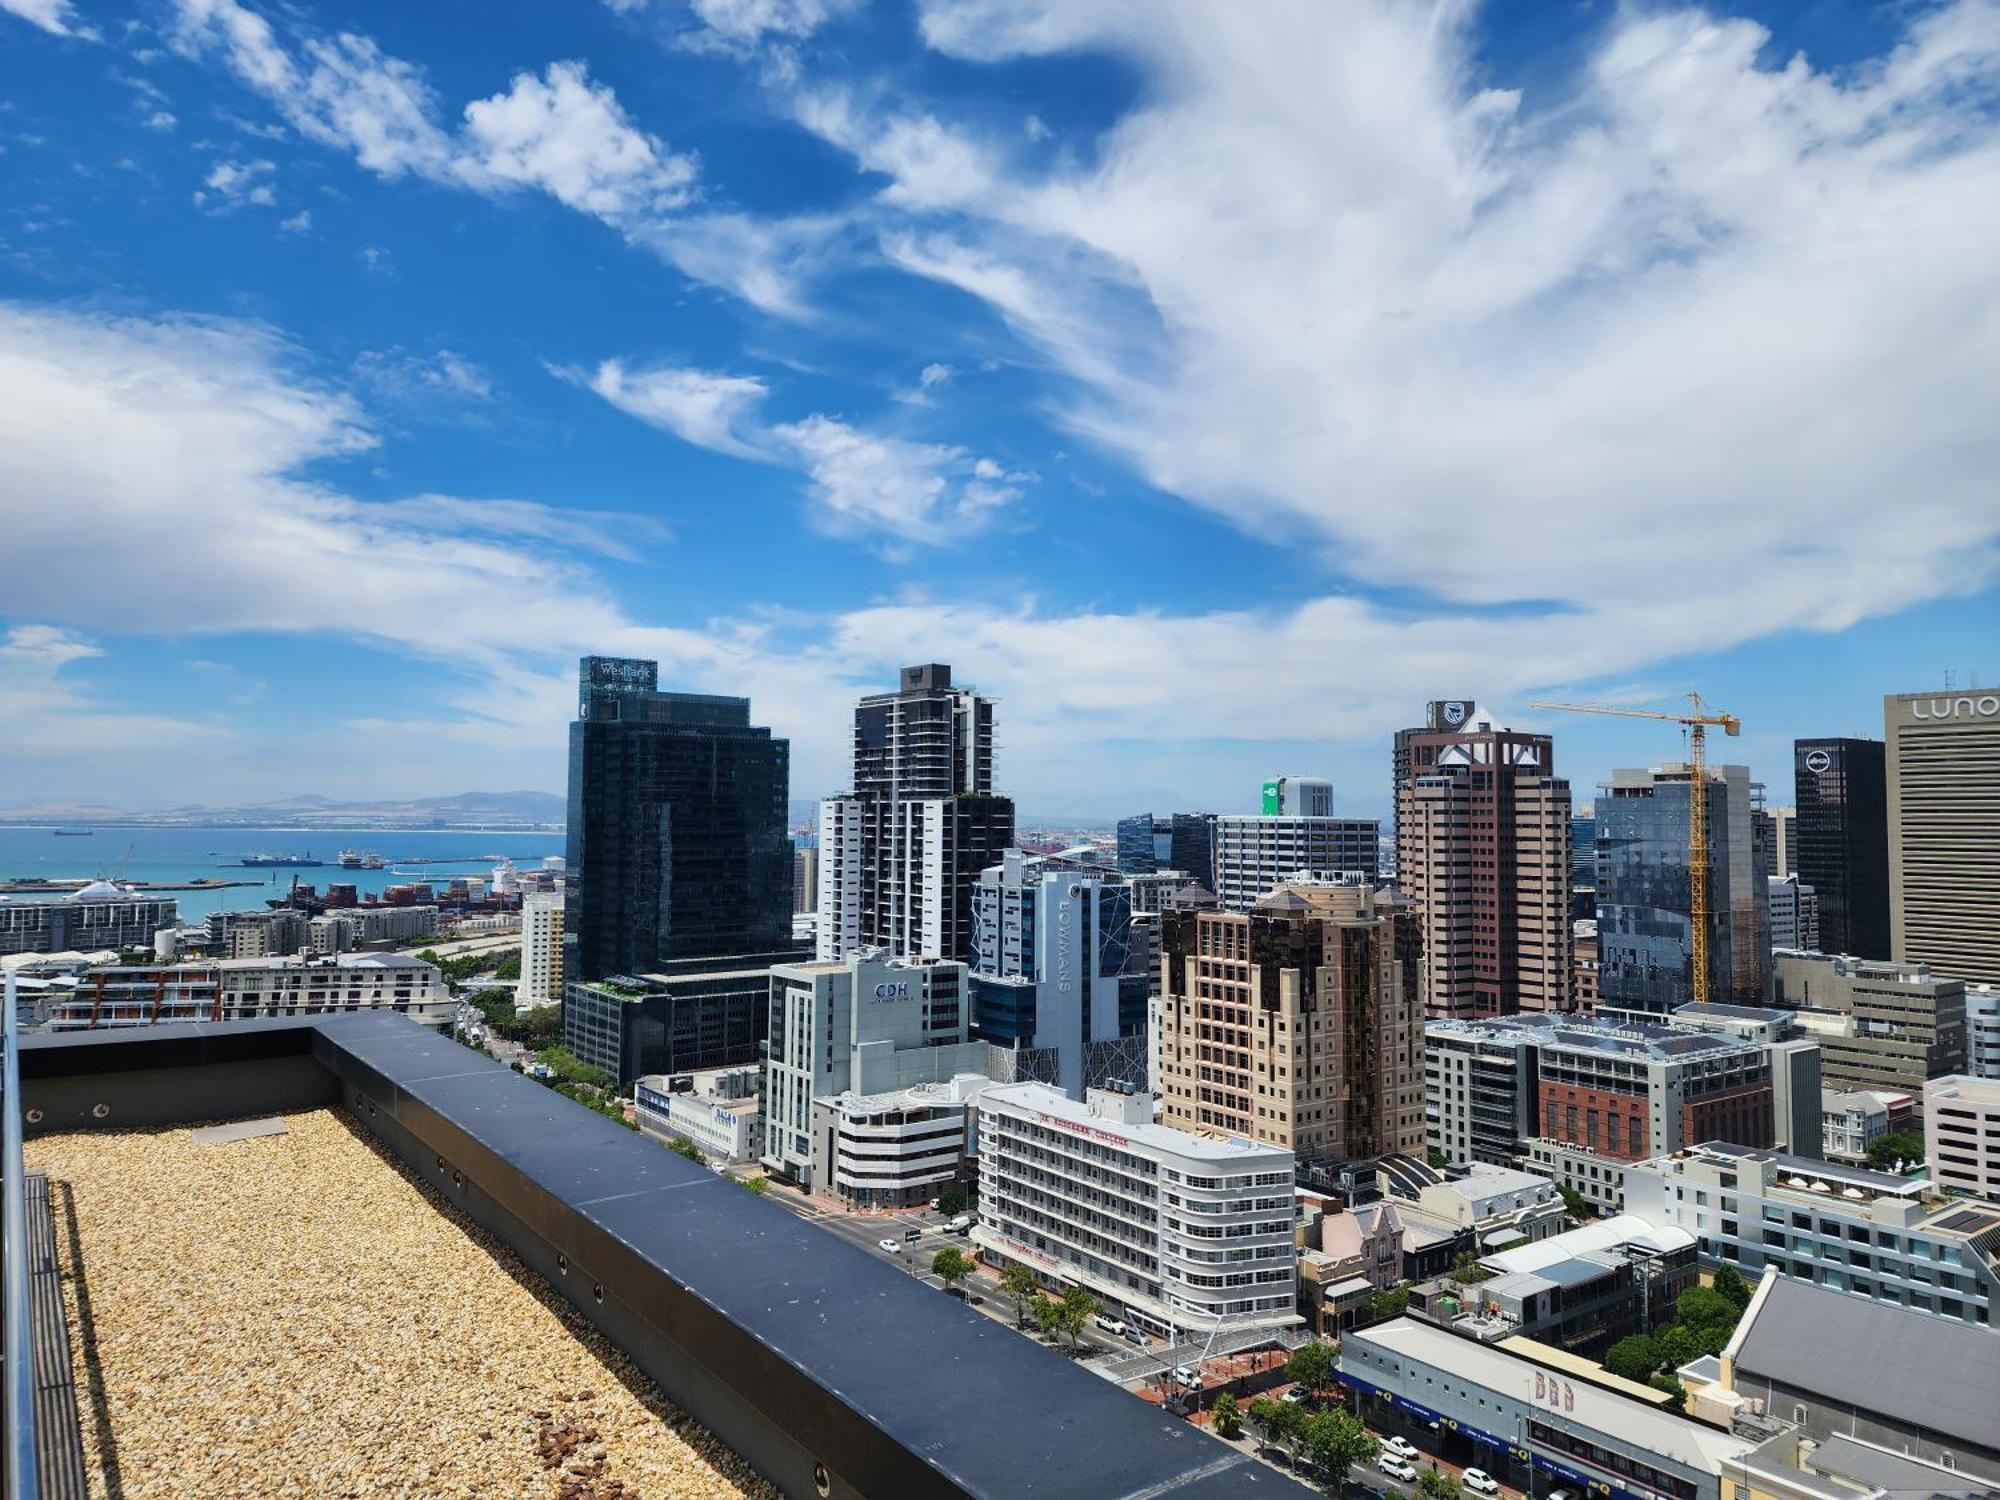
[1529,692,1741,1006]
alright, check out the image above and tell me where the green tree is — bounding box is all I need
[1211,1391,1242,1440]
[1419,1466,1463,1500]
[1244,1396,1282,1450]
[1556,1184,1591,1223]
[1866,1131,1927,1171]
[1359,1286,1409,1326]
[1303,1408,1377,1493]
[1287,1338,1336,1399]
[999,1263,1041,1328]
[1049,1285,1100,1351]
[1656,1323,1698,1372]
[1649,1372,1687,1411]
[1426,1148,1449,1169]
[534,1046,613,1088]
[1710,1263,1752,1311]
[931,1246,974,1293]
[936,1183,971,1217]
[1675,1286,1737,1332]
[1450,1249,1491,1284]
[1605,1334,1663,1383]
[735,1174,769,1195]
[664,1135,705,1164]
[500,1005,564,1046]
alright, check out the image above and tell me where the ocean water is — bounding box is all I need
[0,825,565,922]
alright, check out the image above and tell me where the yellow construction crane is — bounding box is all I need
[1529,693,1741,1004]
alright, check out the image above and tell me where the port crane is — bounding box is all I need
[1529,693,1741,1005]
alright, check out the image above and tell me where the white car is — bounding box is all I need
[878,1238,901,1253]
[1382,1437,1419,1460]
[948,1214,974,1233]
[1377,1455,1418,1483]
[1462,1468,1501,1495]
[1171,1364,1201,1389]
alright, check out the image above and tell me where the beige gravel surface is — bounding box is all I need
[27,1108,777,1500]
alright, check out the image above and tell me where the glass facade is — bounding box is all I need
[1794,737,1889,958]
[1596,768,1768,1018]
[564,656,792,982]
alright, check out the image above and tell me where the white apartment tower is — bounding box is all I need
[516,890,565,1009]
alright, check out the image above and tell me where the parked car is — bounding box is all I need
[878,1238,900,1253]
[1094,1315,1127,1337]
[1124,1326,1146,1346]
[948,1214,973,1233]
[1377,1456,1418,1482]
[1462,1468,1501,1495]
[1282,1387,1312,1405]
[1547,1489,1578,1500]
[1382,1437,1419,1460]
[1171,1364,1202,1389]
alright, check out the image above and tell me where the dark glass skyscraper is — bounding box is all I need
[565,656,792,982]
[1114,812,1216,886]
[1794,737,1889,959]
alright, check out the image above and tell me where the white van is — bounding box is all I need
[1094,1314,1127,1337]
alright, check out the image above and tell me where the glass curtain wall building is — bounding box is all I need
[565,656,792,982]
[1793,738,1889,959]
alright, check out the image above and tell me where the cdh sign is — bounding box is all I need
[872,982,910,1001]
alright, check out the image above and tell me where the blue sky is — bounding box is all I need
[0,0,1995,822]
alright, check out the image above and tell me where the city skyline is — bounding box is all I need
[1,1,1996,816]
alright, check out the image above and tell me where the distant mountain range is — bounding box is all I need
[0,791,568,832]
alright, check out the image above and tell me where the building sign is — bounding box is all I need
[1803,749,1832,774]
[1035,1109,1132,1150]
[1907,695,2000,721]
[1533,1371,1577,1413]
[1262,779,1282,815]
[872,982,911,1001]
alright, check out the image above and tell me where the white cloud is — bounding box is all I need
[0,0,94,40]
[461,60,697,219]
[194,157,275,211]
[767,0,2000,651]
[572,359,771,458]
[277,209,311,234]
[0,625,222,753]
[354,347,497,411]
[170,2,698,232]
[574,356,1032,542]
[142,110,177,131]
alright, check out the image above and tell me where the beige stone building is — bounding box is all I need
[1885,688,2000,986]
[1156,880,1424,1161]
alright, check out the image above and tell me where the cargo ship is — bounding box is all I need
[337,849,386,869]
[239,852,325,867]
[52,829,94,836]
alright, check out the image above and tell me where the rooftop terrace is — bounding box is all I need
[2,1010,1308,1499]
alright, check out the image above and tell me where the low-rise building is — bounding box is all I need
[1925,1075,2000,1203]
[975,1080,1297,1339]
[0,883,178,956]
[1339,1318,1757,1500]
[1622,1140,2000,1326]
[208,907,312,958]
[634,1067,763,1163]
[811,1073,990,1209]
[1684,1272,2000,1485]
[565,945,807,1090]
[762,952,990,1192]
[1408,1213,1698,1356]
[1819,1089,1913,1165]
[309,904,441,954]
[16,951,451,1030]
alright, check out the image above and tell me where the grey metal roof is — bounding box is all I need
[1808,1435,1992,1497]
[1732,1277,2000,1449]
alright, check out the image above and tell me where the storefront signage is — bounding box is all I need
[1534,1371,1577,1413]
[1035,1110,1131,1149]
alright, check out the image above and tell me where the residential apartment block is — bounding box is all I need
[14,951,451,1030]
[515,890,564,1008]
[817,664,1015,964]
[1157,881,1424,1163]
[0,883,177,957]
[975,1080,1297,1337]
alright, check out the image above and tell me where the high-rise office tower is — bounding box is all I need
[1768,805,1797,880]
[1392,699,1478,849]
[1595,762,1769,1018]
[1156,880,1424,1162]
[970,851,1147,1098]
[1767,874,1819,952]
[816,664,1015,963]
[1794,738,1889,959]
[1211,805,1379,909]
[1394,705,1573,1018]
[1884,690,1998,985]
[1114,811,1216,886]
[792,845,818,916]
[564,656,792,982]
